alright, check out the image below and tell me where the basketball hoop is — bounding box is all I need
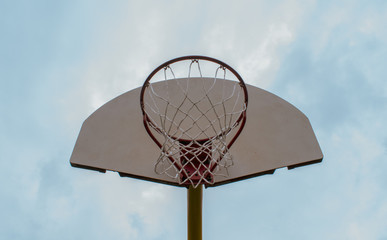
[71,53,323,240]
[140,56,248,187]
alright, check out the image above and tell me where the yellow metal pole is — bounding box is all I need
[187,184,203,240]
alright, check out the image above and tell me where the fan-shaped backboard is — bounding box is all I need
[70,80,323,187]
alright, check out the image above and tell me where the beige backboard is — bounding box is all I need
[70,78,323,187]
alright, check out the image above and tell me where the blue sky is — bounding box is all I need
[1,0,386,239]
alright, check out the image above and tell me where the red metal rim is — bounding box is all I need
[140,55,248,156]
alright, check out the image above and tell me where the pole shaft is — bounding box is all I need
[187,185,203,240]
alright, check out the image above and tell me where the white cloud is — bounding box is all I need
[238,24,293,88]
[81,172,186,239]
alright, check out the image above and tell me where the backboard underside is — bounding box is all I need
[70,81,323,187]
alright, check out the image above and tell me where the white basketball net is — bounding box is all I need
[143,60,247,187]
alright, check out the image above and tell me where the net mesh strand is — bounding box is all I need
[143,62,246,187]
